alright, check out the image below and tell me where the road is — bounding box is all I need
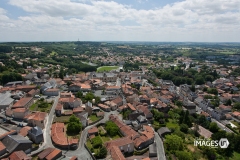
[154,132,166,160]
[211,118,233,133]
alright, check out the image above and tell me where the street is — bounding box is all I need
[154,132,166,160]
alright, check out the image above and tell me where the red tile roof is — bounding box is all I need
[109,146,126,160]
[88,127,98,135]
[13,108,27,113]
[105,137,133,149]
[46,88,59,92]
[24,112,47,122]
[9,151,31,160]
[55,103,63,111]
[0,141,6,151]
[70,156,78,160]
[51,123,78,147]
[127,103,136,111]
[19,126,32,137]
[38,147,55,160]
[12,97,33,108]
[45,148,62,160]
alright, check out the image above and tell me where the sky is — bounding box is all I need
[0,0,240,42]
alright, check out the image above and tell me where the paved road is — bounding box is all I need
[154,132,166,160]
[211,118,233,133]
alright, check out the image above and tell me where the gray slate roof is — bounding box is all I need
[2,134,32,153]
[157,127,171,136]
[28,126,43,136]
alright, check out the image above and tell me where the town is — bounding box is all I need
[0,42,240,160]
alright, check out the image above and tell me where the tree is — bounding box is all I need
[195,76,205,85]
[59,67,64,79]
[105,121,119,137]
[67,115,82,134]
[165,134,183,151]
[96,146,107,158]
[176,151,193,160]
[209,122,219,133]
[92,136,102,148]
[76,91,83,98]
[180,124,189,133]
[225,99,232,106]
[182,110,192,127]
[233,102,240,110]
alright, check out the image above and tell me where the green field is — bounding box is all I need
[97,66,119,72]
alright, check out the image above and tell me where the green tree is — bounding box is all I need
[59,67,64,79]
[105,121,119,137]
[209,122,219,133]
[165,134,183,151]
[180,124,189,133]
[96,146,107,158]
[225,99,232,106]
[92,136,102,148]
[67,115,82,134]
[176,151,192,160]
[233,102,240,110]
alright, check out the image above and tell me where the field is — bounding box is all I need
[97,66,119,72]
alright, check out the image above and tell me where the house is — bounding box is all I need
[156,101,169,113]
[19,126,32,137]
[149,143,157,157]
[55,103,63,116]
[43,88,60,96]
[188,92,198,102]
[157,127,171,138]
[136,105,153,119]
[24,112,48,129]
[98,104,111,112]
[111,97,123,110]
[76,112,88,127]
[0,141,6,156]
[26,89,40,97]
[127,103,136,111]
[183,98,196,114]
[12,108,29,119]
[211,109,226,121]
[128,112,145,121]
[108,145,126,160]
[28,126,43,144]
[139,95,150,104]
[40,79,57,93]
[68,84,81,92]
[231,111,240,119]
[45,149,62,160]
[12,97,33,109]
[0,92,14,110]
[105,137,134,153]
[88,127,98,137]
[8,150,31,160]
[2,134,32,153]
[38,147,55,160]
[59,97,82,109]
[137,115,148,124]
[90,72,117,82]
[219,104,232,113]
[73,107,84,115]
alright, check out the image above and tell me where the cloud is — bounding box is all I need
[1,0,240,41]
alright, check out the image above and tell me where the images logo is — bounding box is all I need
[194,138,229,148]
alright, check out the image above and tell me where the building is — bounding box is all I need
[157,127,171,138]
[105,137,134,153]
[45,149,62,160]
[43,88,60,96]
[11,97,33,109]
[38,147,55,160]
[149,142,157,157]
[0,141,6,156]
[12,108,29,119]
[2,135,32,153]
[90,72,117,82]
[28,126,43,144]
[24,112,48,129]
[0,92,14,110]
[8,150,31,160]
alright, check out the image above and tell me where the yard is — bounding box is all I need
[166,119,180,130]
[53,115,71,123]
[89,114,100,122]
[29,100,53,112]
[97,66,119,72]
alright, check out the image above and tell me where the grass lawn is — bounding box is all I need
[89,115,100,122]
[37,104,52,112]
[53,115,71,123]
[29,103,37,111]
[111,134,120,140]
[101,135,110,143]
[231,121,240,128]
[230,152,240,160]
[97,66,119,72]
[166,119,180,129]
[86,139,93,149]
